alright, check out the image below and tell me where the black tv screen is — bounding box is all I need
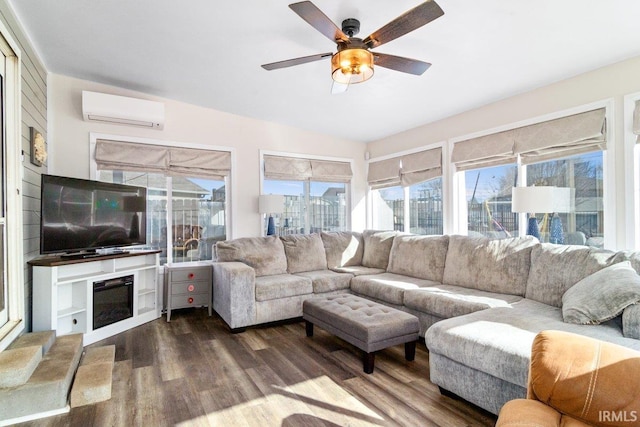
[40,174,147,255]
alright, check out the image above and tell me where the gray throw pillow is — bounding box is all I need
[562,261,640,325]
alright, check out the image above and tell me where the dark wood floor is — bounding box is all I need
[19,309,497,427]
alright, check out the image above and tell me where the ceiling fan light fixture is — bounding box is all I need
[331,48,374,84]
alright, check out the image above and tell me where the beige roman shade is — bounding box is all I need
[168,147,231,180]
[95,139,231,178]
[310,159,353,183]
[515,108,607,164]
[451,130,517,171]
[264,155,352,182]
[95,139,169,173]
[451,108,607,171]
[367,157,401,189]
[400,147,442,186]
[633,100,640,142]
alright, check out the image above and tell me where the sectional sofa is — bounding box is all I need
[212,231,640,415]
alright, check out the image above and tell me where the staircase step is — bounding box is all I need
[70,345,115,408]
[8,330,56,356]
[0,346,42,387]
[0,333,83,423]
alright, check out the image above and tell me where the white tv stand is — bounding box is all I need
[30,251,161,345]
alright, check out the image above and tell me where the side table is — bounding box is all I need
[165,264,212,322]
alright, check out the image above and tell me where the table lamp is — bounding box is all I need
[511,186,571,242]
[258,194,284,236]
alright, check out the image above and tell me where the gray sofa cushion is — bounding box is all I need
[442,235,538,296]
[294,270,353,293]
[216,236,287,277]
[403,284,521,319]
[321,231,364,268]
[623,304,640,339]
[254,274,313,302]
[350,272,438,305]
[526,243,627,307]
[362,230,398,269]
[281,233,327,273]
[426,299,640,390]
[387,235,449,282]
[562,261,640,325]
[330,266,386,276]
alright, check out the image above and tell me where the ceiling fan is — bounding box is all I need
[261,0,444,93]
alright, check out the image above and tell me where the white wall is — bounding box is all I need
[48,73,367,238]
[367,55,640,249]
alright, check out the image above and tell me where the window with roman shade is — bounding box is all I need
[369,148,443,234]
[94,138,230,265]
[262,154,352,235]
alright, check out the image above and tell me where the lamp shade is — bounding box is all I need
[258,194,284,214]
[511,186,572,213]
[331,48,374,84]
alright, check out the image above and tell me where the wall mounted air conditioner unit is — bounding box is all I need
[82,91,165,130]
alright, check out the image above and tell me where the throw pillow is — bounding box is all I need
[362,230,397,269]
[562,261,640,325]
[281,233,327,274]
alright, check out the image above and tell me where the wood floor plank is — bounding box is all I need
[15,309,497,426]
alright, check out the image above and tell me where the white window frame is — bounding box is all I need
[89,133,235,260]
[260,150,354,236]
[624,91,640,249]
[0,25,23,350]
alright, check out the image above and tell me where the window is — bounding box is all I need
[369,147,444,234]
[97,170,227,264]
[409,178,443,235]
[372,185,403,231]
[465,165,518,238]
[93,139,230,265]
[371,179,444,234]
[526,151,603,247]
[262,154,352,235]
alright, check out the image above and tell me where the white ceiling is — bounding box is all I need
[8,0,640,143]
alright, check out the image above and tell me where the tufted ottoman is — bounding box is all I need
[303,294,420,373]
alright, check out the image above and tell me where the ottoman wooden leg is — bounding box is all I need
[405,341,416,361]
[363,352,375,374]
[305,320,314,337]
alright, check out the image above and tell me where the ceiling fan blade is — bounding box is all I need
[289,1,350,43]
[331,79,349,94]
[261,52,333,70]
[364,0,444,49]
[374,52,431,75]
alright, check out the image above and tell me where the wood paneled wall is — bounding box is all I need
[0,1,48,331]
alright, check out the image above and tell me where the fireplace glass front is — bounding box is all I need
[93,274,134,330]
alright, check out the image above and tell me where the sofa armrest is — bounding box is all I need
[526,330,640,426]
[623,304,640,339]
[213,262,256,330]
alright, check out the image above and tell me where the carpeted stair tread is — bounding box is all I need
[0,346,42,387]
[8,330,56,356]
[0,333,83,423]
[70,345,115,408]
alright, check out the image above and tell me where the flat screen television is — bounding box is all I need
[40,174,147,256]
